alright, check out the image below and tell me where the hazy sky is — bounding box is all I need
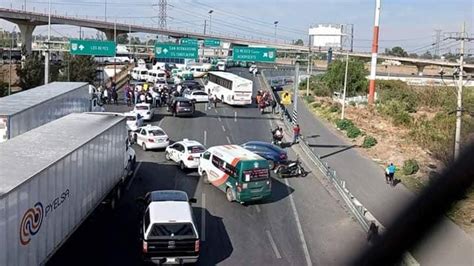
[0,0,472,53]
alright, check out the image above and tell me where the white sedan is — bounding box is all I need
[134,125,170,151]
[183,90,209,103]
[124,111,144,132]
[165,139,206,170]
[133,103,154,121]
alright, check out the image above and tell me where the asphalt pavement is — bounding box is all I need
[47,69,366,266]
[283,87,474,265]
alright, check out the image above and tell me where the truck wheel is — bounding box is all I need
[202,172,210,184]
[226,188,235,202]
[142,143,147,151]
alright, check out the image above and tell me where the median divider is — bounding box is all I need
[261,69,419,266]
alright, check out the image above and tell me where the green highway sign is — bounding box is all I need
[155,43,198,59]
[204,39,221,47]
[233,47,276,62]
[180,38,198,46]
[69,39,116,56]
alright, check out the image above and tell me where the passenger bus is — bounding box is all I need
[198,145,272,203]
[205,72,253,105]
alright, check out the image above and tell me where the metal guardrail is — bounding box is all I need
[261,69,419,265]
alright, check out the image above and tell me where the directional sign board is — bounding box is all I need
[180,38,198,46]
[69,39,116,56]
[155,43,198,59]
[204,39,221,47]
[232,47,276,62]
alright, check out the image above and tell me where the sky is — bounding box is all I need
[0,0,472,54]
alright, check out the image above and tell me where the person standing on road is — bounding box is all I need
[271,99,277,114]
[292,124,301,144]
[385,163,396,186]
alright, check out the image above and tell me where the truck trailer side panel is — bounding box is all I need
[0,82,91,142]
[0,113,127,265]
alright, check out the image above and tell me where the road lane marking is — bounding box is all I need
[234,111,237,122]
[266,230,282,259]
[221,125,226,132]
[284,178,313,266]
[201,193,206,242]
[126,161,142,191]
[255,205,261,213]
[158,117,164,127]
[214,109,218,113]
[203,130,207,146]
[218,116,222,122]
[226,136,232,144]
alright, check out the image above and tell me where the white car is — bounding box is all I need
[133,103,154,121]
[249,64,258,73]
[165,139,206,170]
[124,111,144,132]
[183,90,209,103]
[134,125,170,151]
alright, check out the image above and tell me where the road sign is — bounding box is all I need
[204,39,221,47]
[155,43,198,59]
[232,47,276,62]
[69,39,116,56]
[180,38,198,46]
[280,91,292,105]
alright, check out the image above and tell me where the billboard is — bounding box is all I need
[308,24,343,49]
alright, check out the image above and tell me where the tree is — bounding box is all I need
[293,39,304,46]
[320,58,368,96]
[58,54,97,84]
[420,51,433,59]
[385,46,408,57]
[16,52,44,90]
[116,33,129,44]
[408,53,419,58]
[442,52,458,62]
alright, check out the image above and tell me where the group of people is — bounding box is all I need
[122,81,184,108]
[97,80,118,105]
[271,124,301,145]
[256,90,277,114]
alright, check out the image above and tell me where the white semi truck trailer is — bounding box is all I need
[0,82,102,142]
[0,112,135,265]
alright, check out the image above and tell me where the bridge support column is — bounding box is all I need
[103,30,114,41]
[415,64,426,76]
[18,23,36,55]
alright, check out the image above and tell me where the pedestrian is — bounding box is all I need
[112,89,118,105]
[213,94,218,108]
[385,163,396,186]
[208,94,213,109]
[134,87,139,105]
[103,88,109,105]
[293,124,301,144]
[139,92,146,103]
[271,99,277,114]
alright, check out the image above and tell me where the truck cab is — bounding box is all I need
[138,190,200,264]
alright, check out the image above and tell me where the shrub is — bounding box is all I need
[349,101,356,107]
[313,102,322,108]
[304,95,315,104]
[402,159,420,175]
[329,104,340,113]
[362,135,378,148]
[378,100,413,126]
[346,125,362,138]
[335,118,354,130]
[377,80,418,113]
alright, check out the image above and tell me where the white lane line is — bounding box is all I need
[201,193,206,242]
[234,111,237,122]
[284,178,313,266]
[126,161,142,191]
[226,136,232,144]
[266,230,282,259]
[218,116,222,122]
[255,205,261,213]
[214,108,218,113]
[158,117,164,127]
[221,125,226,132]
[203,130,207,146]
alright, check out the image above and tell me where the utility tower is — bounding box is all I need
[158,0,167,29]
[434,29,442,57]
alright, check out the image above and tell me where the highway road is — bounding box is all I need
[47,68,366,266]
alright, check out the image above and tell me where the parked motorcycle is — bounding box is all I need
[274,159,307,178]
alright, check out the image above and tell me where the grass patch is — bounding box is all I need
[398,174,426,193]
[362,135,378,148]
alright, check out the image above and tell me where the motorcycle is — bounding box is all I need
[271,130,284,146]
[274,159,307,178]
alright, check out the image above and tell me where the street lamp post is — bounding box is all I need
[274,21,279,43]
[208,10,214,34]
[44,0,51,84]
[340,50,350,120]
[9,26,16,96]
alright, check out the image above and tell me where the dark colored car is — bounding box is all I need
[181,80,203,90]
[169,97,195,117]
[271,85,283,92]
[242,141,288,169]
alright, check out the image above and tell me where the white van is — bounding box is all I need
[146,69,167,83]
[138,68,149,81]
[188,64,212,78]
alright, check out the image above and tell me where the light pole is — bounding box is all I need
[9,26,16,96]
[208,10,213,34]
[340,50,350,120]
[44,0,51,84]
[274,21,279,43]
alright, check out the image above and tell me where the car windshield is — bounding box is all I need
[149,223,196,239]
[178,101,192,107]
[135,106,149,110]
[194,92,207,95]
[188,145,205,153]
[150,191,187,201]
[148,129,166,136]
